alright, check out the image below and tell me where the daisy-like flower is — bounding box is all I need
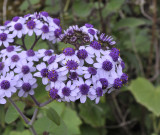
[8,17,27,38]
[25,19,43,36]
[34,62,49,85]
[94,56,116,77]
[58,60,83,76]
[14,60,36,79]
[75,77,94,103]
[21,50,39,62]
[58,81,78,102]
[5,52,23,69]
[99,33,116,45]
[81,66,99,83]
[1,46,22,61]
[86,41,105,58]
[0,72,18,97]
[18,77,37,97]
[0,62,9,75]
[0,93,6,104]
[47,69,67,88]
[37,49,54,61]
[80,24,99,41]
[0,30,14,47]
[76,46,94,66]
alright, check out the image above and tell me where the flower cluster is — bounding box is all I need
[0,12,128,104]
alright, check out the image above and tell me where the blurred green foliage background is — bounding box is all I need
[0,0,160,135]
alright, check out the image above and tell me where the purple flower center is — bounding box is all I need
[54,29,62,38]
[27,49,35,57]
[90,41,101,50]
[79,84,90,95]
[1,80,10,90]
[11,55,20,62]
[40,68,48,77]
[53,18,60,26]
[41,11,49,17]
[4,20,11,26]
[77,49,88,59]
[99,78,108,89]
[22,66,30,74]
[66,60,78,70]
[24,14,31,18]
[121,73,128,84]
[62,87,71,96]
[41,25,49,33]
[83,35,90,42]
[49,88,59,99]
[6,46,14,52]
[48,56,56,64]
[0,33,7,41]
[44,50,52,56]
[69,72,78,80]
[96,87,103,97]
[113,78,122,89]
[88,67,97,75]
[22,83,31,92]
[12,16,19,22]
[47,70,58,82]
[14,23,23,31]
[85,23,93,28]
[67,30,74,36]
[27,20,36,29]
[0,62,4,70]
[109,48,120,62]
[102,60,113,71]
[88,29,95,35]
[121,61,125,70]
[63,48,75,56]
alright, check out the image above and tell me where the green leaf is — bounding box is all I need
[128,78,160,116]
[79,100,105,127]
[73,0,94,17]
[46,108,61,126]
[9,130,31,135]
[115,17,146,29]
[20,0,40,10]
[102,0,125,16]
[5,101,25,124]
[34,117,68,135]
[0,105,5,126]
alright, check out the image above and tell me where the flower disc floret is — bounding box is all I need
[54,29,62,38]
[113,78,122,89]
[96,87,103,97]
[47,70,58,82]
[0,33,7,41]
[48,56,56,64]
[66,60,78,70]
[69,72,78,80]
[44,50,52,56]
[77,49,88,59]
[85,23,93,28]
[27,49,35,56]
[40,68,48,77]
[88,29,95,35]
[6,46,14,52]
[90,41,101,50]
[99,78,108,89]
[109,48,120,62]
[27,20,36,29]
[11,55,20,62]
[53,18,60,26]
[14,23,23,31]
[22,66,30,74]
[22,83,31,92]
[102,60,113,71]
[63,48,75,56]
[41,25,49,33]
[49,88,59,99]
[1,80,10,90]
[88,67,97,75]
[79,84,90,95]
[120,73,128,84]
[62,87,71,96]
